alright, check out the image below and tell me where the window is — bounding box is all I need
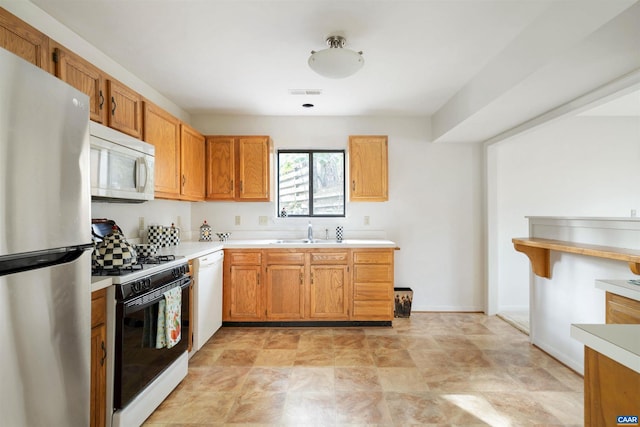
[278,150,345,217]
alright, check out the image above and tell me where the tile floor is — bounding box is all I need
[143,313,584,426]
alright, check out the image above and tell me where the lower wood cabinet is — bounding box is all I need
[352,249,394,320]
[309,251,350,320]
[605,292,640,324]
[223,248,394,322]
[584,346,640,426]
[223,250,262,321]
[90,289,107,427]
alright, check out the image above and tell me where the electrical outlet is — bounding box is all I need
[632,209,637,218]
[139,217,145,229]
[259,216,268,225]
[235,215,241,226]
[364,215,370,226]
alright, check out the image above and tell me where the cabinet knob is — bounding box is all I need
[111,97,116,115]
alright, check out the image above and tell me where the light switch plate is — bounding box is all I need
[364,215,370,226]
[259,216,268,225]
[235,215,241,225]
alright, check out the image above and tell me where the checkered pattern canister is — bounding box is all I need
[147,225,166,247]
[336,226,344,242]
[166,225,180,246]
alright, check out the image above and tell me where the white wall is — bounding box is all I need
[190,115,485,311]
[488,116,640,314]
[1,0,190,121]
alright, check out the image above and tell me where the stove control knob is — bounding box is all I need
[142,278,151,291]
[132,281,141,293]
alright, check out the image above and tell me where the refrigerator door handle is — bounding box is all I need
[0,244,93,277]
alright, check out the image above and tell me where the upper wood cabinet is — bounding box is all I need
[206,136,270,201]
[144,102,205,201]
[0,8,50,71]
[52,44,106,123]
[107,79,142,138]
[180,124,205,201]
[206,136,235,200]
[144,101,181,197]
[349,135,388,202]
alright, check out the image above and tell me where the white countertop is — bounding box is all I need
[221,238,397,249]
[570,324,640,374]
[91,239,396,292]
[595,279,640,302]
[156,241,225,259]
[91,276,113,293]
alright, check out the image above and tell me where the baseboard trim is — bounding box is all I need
[222,320,392,327]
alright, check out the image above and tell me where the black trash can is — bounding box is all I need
[394,287,413,318]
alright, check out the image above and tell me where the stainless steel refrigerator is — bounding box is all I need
[0,48,92,426]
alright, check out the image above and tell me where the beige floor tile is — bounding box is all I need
[377,367,429,392]
[143,313,585,426]
[253,349,297,366]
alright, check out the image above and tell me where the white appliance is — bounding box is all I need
[192,250,224,352]
[0,48,92,426]
[89,121,155,203]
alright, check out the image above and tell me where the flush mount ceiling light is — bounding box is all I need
[308,35,364,79]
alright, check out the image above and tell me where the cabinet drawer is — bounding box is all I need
[353,282,392,300]
[353,264,393,282]
[352,300,392,319]
[91,289,106,327]
[266,252,305,265]
[606,292,640,324]
[228,251,262,265]
[353,251,392,265]
[310,251,349,264]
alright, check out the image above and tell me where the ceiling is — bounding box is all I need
[28,0,640,141]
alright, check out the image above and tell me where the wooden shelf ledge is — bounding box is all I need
[512,238,640,278]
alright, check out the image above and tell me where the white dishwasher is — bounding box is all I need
[192,250,224,353]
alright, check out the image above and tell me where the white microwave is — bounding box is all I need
[89,122,155,202]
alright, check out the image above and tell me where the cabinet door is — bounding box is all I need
[53,45,105,123]
[180,124,205,201]
[143,101,181,198]
[349,135,388,201]
[206,136,235,200]
[90,324,106,427]
[229,265,262,320]
[309,265,349,319]
[107,79,142,138]
[266,265,305,319]
[90,289,106,427]
[0,8,50,71]
[238,136,270,201]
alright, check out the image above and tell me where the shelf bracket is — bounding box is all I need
[514,243,551,279]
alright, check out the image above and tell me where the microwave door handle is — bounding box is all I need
[136,157,150,192]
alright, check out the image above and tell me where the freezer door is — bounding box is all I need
[0,250,91,426]
[0,48,91,256]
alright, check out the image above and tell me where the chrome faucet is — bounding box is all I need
[307,221,313,241]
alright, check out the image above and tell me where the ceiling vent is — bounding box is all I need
[289,89,323,96]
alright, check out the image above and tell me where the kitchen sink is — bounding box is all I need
[270,239,342,244]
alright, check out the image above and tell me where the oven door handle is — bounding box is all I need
[121,278,191,313]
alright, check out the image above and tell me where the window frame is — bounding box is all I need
[277,149,346,218]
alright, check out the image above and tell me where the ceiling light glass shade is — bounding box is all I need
[308,35,364,79]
